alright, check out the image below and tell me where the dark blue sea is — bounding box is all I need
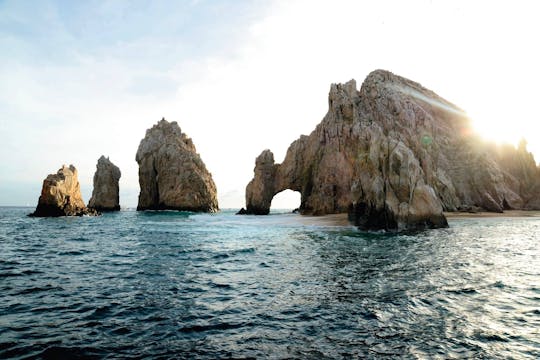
[1,207,539,359]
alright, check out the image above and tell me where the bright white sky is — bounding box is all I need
[1,0,539,208]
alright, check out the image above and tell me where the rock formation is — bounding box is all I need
[88,156,121,211]
[243,70,540,231]
[30,165,99,217]
[136,118,219,212]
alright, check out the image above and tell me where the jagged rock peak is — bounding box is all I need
[88,156,121,211]
[242,69,539,231]
[30,164,99,217]
[136,118,218,212]
[245,150,278,215]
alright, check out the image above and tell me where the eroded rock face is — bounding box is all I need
[31,165,98,217]
[88,156,121,211]
[136,118,219,212]
[245,150,278,215]
[243,70,540,231]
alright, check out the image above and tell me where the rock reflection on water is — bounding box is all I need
[0,208,539,359]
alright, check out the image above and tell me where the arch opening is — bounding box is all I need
[270,189,301,213]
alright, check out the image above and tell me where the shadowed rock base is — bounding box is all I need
[348,202,448,231]
[30,204,100,217]
[89,205,120,212]
[137,204,216,212]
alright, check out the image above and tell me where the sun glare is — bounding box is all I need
[467,106,528,147]
[466,107,540,164]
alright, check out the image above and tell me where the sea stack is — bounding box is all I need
[30,165,98,217]
[243,69,540,231]
[88,156,121,211]
[136,118,219,212]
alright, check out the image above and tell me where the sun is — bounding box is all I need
[467,106,526,143]
[465,105,540,163]
[467,110,519,145]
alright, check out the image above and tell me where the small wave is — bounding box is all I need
[86,305,115,320]
[37,345,105,359]
[212,247,256,259]
[57,250,89,256]
[234,247,255,254]
[179,321,248,333]
[473,331,509,343]
[16,284,63,296]
[0,272,21,278]
[0,259,20,266]
[209,281,233,289]
[22,269,44,275]
[67,237,89,242]
[109,326,131,336]
[446,287,478,295]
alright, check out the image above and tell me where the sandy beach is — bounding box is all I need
[444,210,540,218]
[289,210,540,227]
[289,213,353,226]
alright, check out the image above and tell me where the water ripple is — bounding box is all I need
[0,208,539,358]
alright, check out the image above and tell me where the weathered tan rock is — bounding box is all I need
[88,156,121,211]
[245,150,279,215]
[136,118,218,212]
[243,70,540,231]
[30,165,98,217]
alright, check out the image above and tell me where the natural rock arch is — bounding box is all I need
[271,189,301,211]
[242,70,540,231]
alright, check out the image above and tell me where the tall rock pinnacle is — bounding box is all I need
[136,118,219,212]
[88,156,121,211]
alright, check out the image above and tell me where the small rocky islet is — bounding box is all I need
[88,155,121,212]
[135,119,219,212]
[30,118,219,217]
[30,70,540,231]
[30,165,99,217]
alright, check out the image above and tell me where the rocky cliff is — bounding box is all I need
[243,70,540,231]
[30,165,98,217]
[136,118,219,212]
[88,156,121,211]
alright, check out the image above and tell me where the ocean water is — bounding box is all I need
[0,207,539,359]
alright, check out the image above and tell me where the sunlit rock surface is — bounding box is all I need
[31,165,98,217]
[136,118,218,212]
[243,70,540,231]
[88,156,121,211]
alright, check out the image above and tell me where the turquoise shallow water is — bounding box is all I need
[0,207,539,359]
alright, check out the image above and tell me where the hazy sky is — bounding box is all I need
[1,0,539,208]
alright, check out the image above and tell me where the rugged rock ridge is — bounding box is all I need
[136,118,219,212]
[30,165,98,217]
[88,156,121,211]
[243,69,540,230]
